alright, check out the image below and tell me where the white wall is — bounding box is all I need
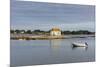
[51,31,61,36]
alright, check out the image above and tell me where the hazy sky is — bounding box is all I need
[11,0,95,31]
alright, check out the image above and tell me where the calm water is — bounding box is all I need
[10,37,95,66]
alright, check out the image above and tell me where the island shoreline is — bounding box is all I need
[10,34,95,40]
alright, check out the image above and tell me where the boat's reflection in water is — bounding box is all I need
[71,45,88,51]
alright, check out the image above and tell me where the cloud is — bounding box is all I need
[11,0,95,31]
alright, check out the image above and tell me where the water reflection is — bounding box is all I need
[50,39,62,48]
[72,45,88,51]
[49,39,62,57]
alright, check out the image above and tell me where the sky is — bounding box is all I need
[11,0,95,31]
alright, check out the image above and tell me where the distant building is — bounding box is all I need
[50,27,61,36]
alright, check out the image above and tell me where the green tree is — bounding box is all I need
[15,30,20,34]
[10,30,15,34]
[26,30,32,34]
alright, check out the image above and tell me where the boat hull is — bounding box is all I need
[72,43,87,47]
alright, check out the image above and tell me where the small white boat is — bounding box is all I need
[72,42,88,47]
